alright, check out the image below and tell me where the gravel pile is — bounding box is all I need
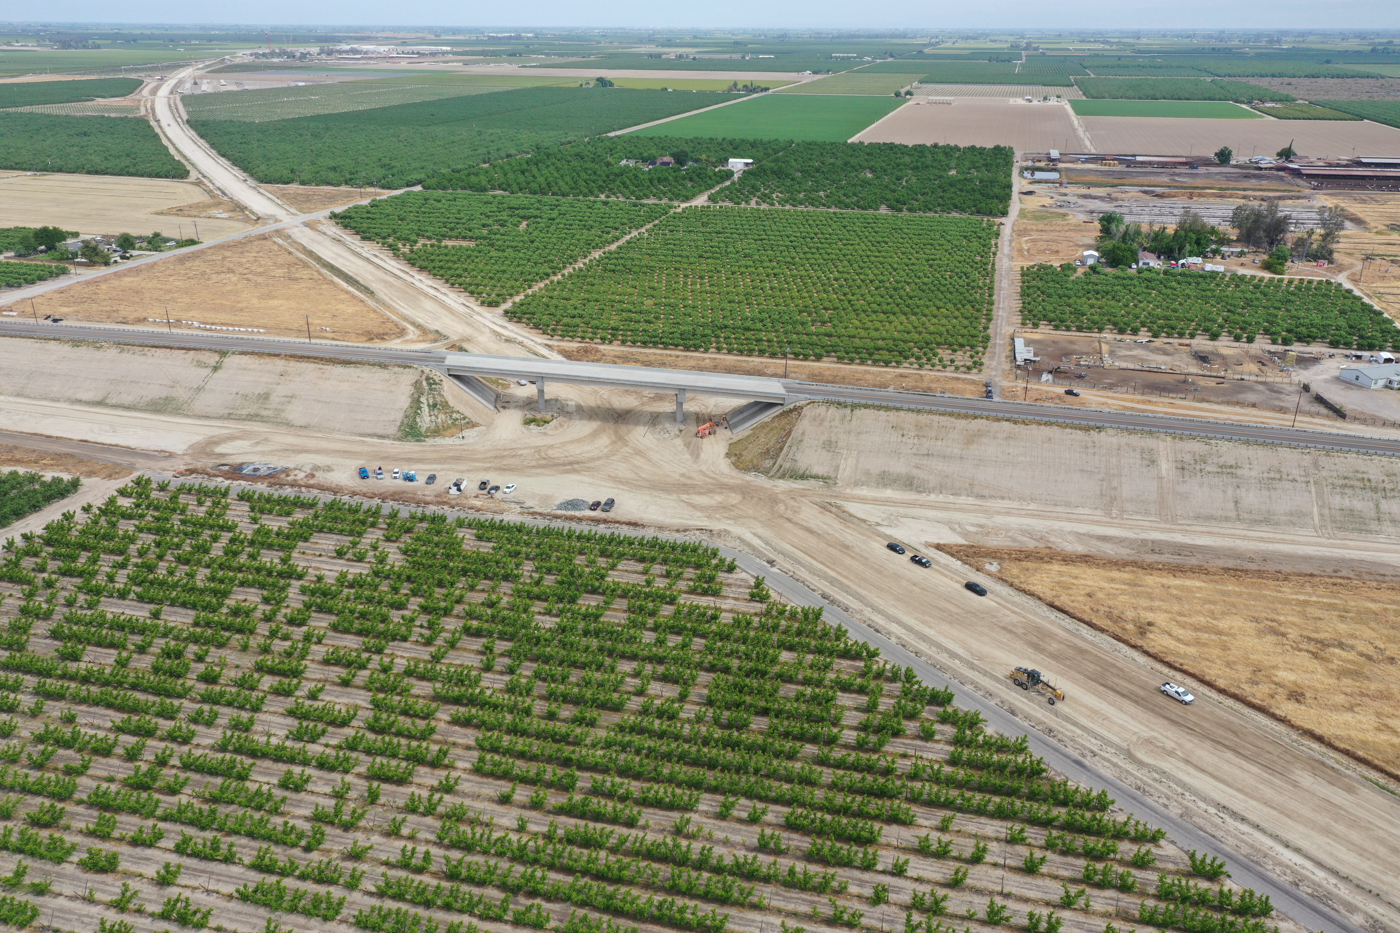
[555,498,590,512]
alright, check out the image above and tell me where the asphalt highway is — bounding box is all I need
[5,319,1397,457]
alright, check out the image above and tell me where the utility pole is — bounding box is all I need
[305,315,313,343]
[784,346,790,379]
[29,298,37,323]
[165,306,172,333]
[1292,386,1304,427]
[192,219,199,241]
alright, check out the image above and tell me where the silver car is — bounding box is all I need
[1160,682,1194,705]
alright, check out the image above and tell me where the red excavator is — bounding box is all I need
[696,422,717,438]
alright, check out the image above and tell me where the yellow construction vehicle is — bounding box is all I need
[1009,667,1064,705]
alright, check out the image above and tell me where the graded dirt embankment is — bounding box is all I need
[765,402,1400,539]
[935,546,1400,780]
[0,338,429,437]
[4,233,407,342]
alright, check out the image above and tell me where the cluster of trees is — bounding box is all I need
[715,141,1013,216]
[0,471,80,528]
[423,136,789,202]
[0,78,140,109]
[1075,78,1290,102]
[0,259,67,287]
[0,226,74,258]
[1232,201,1344,270]
[334,192,671,306]
[1093,209,1223,267]
[508,205,997,367]
[193,87,730,188]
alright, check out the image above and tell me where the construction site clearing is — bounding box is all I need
[1008,332,1400,424]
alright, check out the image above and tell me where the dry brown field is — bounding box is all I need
[156,195,256,224]
[0,171,254,239]
[853,97,1085,151]
[0,442,133,479]
[935,545,1400,779]
[268,184,391,213]
[915,82,1086,99]
[1247,76,1400,101]
[1012,219,1096,263]
[4,233,407,342]
[1081,115,1400,159]
[556,343,984,395]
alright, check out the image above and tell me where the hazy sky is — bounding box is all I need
[20,0,1400,31]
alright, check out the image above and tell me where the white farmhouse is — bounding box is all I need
[1338,364,1400,389]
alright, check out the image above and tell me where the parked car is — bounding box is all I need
[1160,682,1195,705]
[886,542,906,555]
[405,471,417,482]
[589,500,602,511]
[448,481,462,496]
[488,485,500,496]
[358,467,369,479]
[425,474,436,485]
[375,467,384,480]
[502,483,516,495]
[910,555,931,568]
[391,468,401,480]
[1065,389,1081,397]
[965,581,988,596]
[601,498,615,512]
[453,478,465,490]
[478,480,490,491]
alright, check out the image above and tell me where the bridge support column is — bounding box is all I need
[537,378,546,411]
[675,390,686,424]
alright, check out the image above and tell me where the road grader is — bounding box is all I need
[1009,667,1064,705]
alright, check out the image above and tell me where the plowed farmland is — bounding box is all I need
[0,479,1290,933]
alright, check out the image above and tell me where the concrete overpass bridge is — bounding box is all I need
[442,352,792,429]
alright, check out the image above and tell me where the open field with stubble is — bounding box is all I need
[854,98,1085,151]
[0,172,253,240]
[1081,115,1400,158]
[933,546,1400,779]
[4,234,407,343]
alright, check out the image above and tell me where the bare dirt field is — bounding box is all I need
[0,442,132,479]
[0,337,434,436]
[0,171,254,240]
[853,97,1085,151]
[556,343,985,395]
[1246,76,1400,101]
[1081,115,1400,159]
[1059,167,1302,192]
[268,183,390,213]
[155,194,256,224]
[935,545,1400,779]
[915,82,1086,99]
[1013,219,1097,263]
[3,233,408,342]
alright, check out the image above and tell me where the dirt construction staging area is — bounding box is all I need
[853,97,1087,151]
[1081,115,1400,159]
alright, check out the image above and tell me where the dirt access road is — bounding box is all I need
[4,384,1396,933]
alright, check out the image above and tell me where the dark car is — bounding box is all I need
[488,485,501,496]
[478,480,490,491]
[425,474,436,485]
[886,542,906,555]
[910,555,931,568]
[965,581,988,596]
[589,500,602,511]
[1065,389,1081,397]
[601,498,615,513]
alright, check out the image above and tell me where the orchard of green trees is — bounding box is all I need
[0,471,81,528]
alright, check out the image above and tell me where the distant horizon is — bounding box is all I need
[3,5,1400,32]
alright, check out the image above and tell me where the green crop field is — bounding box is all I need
[0,259,68,288]
[610,77,793,91]
[1073,78,1290,102]
[0,112,187,178]
[423,137,790,201]
[713,142,1013,216]
[190,86,729,187]
[1250,102,1362,121]
[1081,55,1381,79]
[180,81,524,124]
[0,48,220,76]
[1069,100,1262,119]
[0,78,140,109]
[333,192,672,306]
[0,477,1269,933]
[778,73,918,96]
[535,52,866,72]
[630,94,904,142]
[509,206,997,367]
[1311,100,1400,128]
[0,470,79,526]
[1022,264,1400,349]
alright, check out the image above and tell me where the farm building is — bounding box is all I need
[1081,250,1099,266]
[1338,364,1400,389]
[1286,165,1400,191]
[727,158,755,170]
